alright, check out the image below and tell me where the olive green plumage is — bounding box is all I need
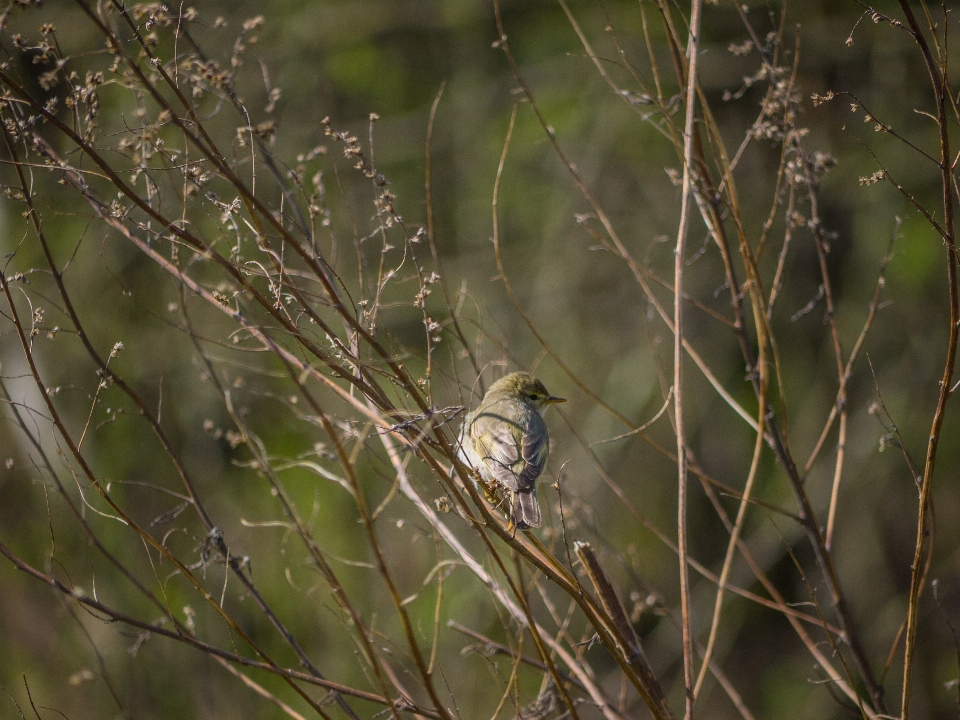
[459,372,565,530]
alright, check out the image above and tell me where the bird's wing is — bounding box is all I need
[517,413,548,492]
[469,408,549,493]
[469,410,522,492]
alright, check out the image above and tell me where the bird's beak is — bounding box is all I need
[545,396,566,405]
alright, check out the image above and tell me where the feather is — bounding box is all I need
[512,489,542,530]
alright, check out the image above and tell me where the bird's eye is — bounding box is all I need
[528,393,538,400]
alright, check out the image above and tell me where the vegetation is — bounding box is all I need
[1,1,959,718]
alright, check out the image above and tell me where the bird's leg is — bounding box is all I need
[481,477,501,504]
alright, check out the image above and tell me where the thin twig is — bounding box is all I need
[674,2,703,716]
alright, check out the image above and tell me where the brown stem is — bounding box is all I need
[896,3,958,717]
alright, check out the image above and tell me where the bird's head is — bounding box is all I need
[487,371,566,410]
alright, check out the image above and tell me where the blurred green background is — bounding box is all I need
[1,1,959,718]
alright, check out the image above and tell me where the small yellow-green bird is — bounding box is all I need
[459,372,565,530]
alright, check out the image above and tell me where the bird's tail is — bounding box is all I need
[512,489,542,530]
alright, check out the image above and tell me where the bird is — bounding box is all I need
[458,372,565,530]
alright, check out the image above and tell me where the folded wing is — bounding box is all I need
[469,408,548,492]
